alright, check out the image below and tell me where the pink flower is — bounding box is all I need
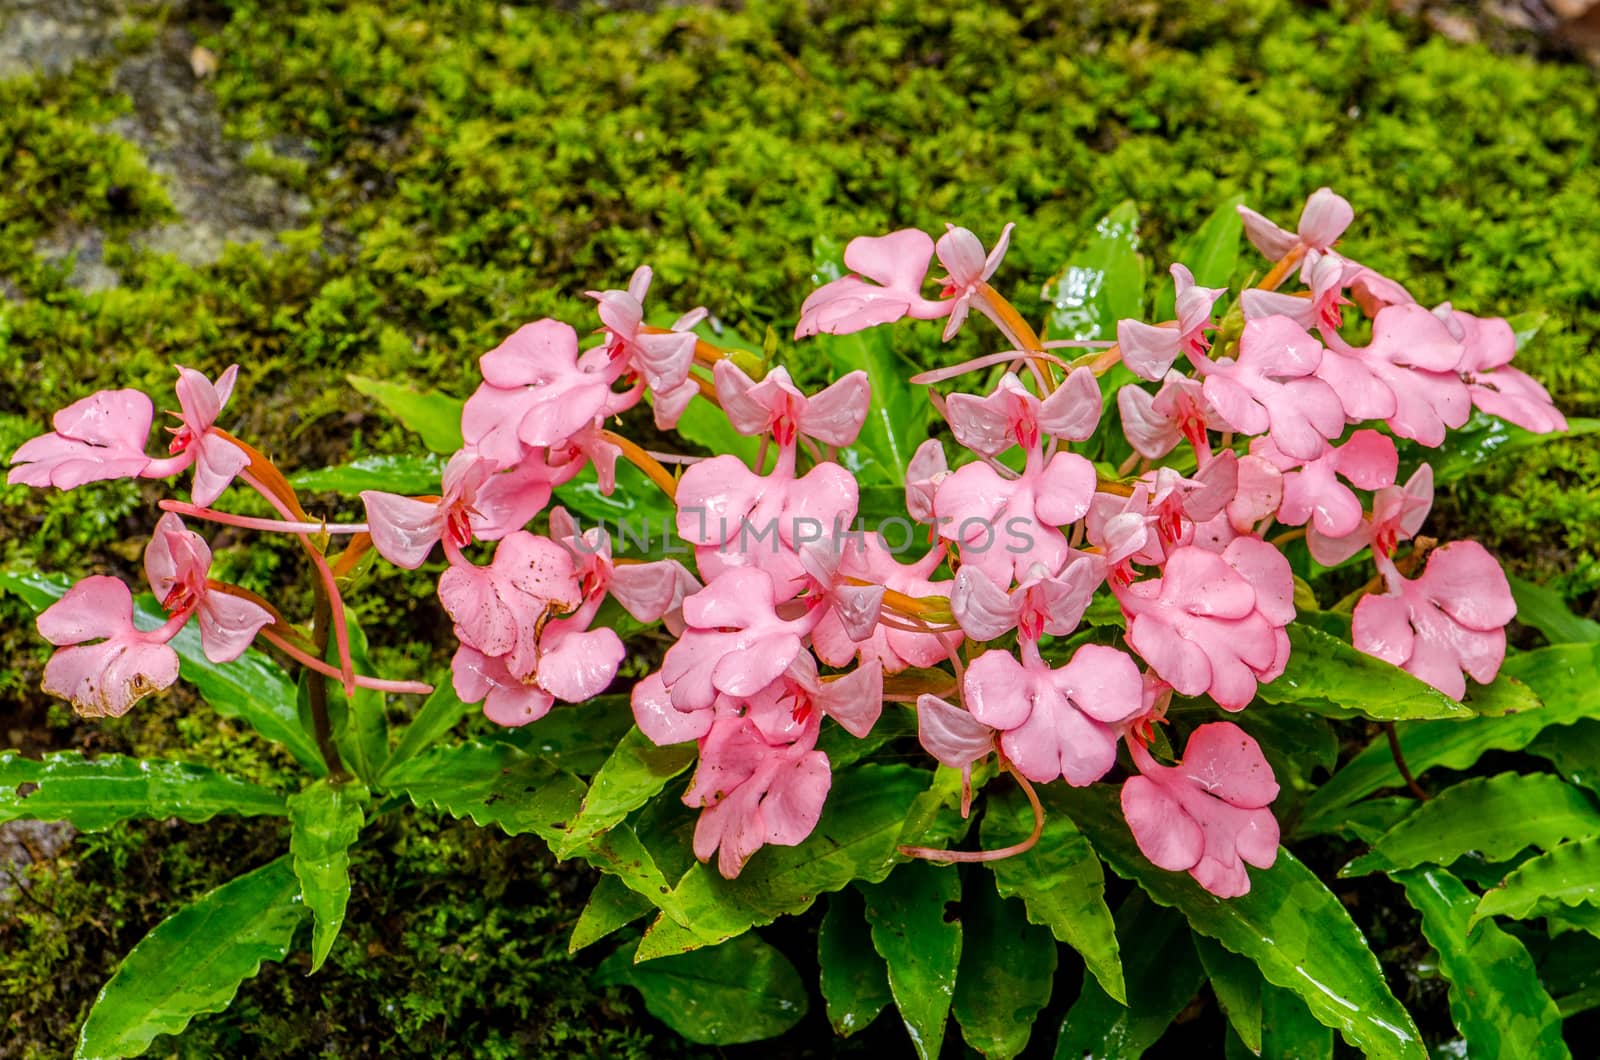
[1117,371,1218,460]
[811,536,958,672]
[1223,453,1284,535]
[1438,306,1568,434]
[658,568,819,712]
[1086,456,1239,573]
[713,362,871,448]
[362,449,556,569]
[1325,304,1469,447]
[932,446,1096,587]
[1115,538,1294,711]
[687,712,832,879]
[436,532,583,661]
[1200,317,1345,461]
[933,223,1014,341]
[1353,541,1516,699]
[144,513,273,663]
[915,693,995,773]
[1237,187,1353,265]
[589,265,701,394]
[1253,429,1397,538]
[963,641,1144,785]
[547,507,700,627]
[1116,264,1226,380]
[1122,722,1279,898]
[904,439,950,524]
[37,576,180,718]
[461,320,639,464]
[949,554,1101,642]
[170,366,250,506]
[8,389,156,490]
[1240,254,1349,333]
[944,369,1101,456]
[796,229,952,338]
[1308,464,1433,567]
[452,597,625,727]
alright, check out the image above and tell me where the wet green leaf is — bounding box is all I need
[1154,195,1244,318]
[982,783,1123,1003]
[287,779,367,971]
[1476,836,1600,922]
[383,739,585,844]
[633,765,928,959]
[556,727,697,857]
[0,751,284,830]
[1401,412,1600,486]
[1528,720,1600,796]
[289,453,445,495]
[1510,575,1600,645]
[320,616,389,783]
[1042,201,1146,342]
[383,679,471,777]
[75,857,305,1059]
[953,868,1056,1060]
[1341,773,1600,877]
[1258,624,1472,721]
[506,696,636,775]
[1056,785,1426,1060]
[818,886,893,1038]
[1297,643,1600,835]
[1053,893,1203,1060]
[1395,867,1568,1058]
[346,374,464,453]
[552,461,680,558]
[597,933,807,1045]
[0,570,324,775]
[1261,983,1332,1060]
[860,861,962,1060]
[569,875,655,954]
[1193,934,1262,1054]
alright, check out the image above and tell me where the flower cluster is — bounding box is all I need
[10,189,1561,897]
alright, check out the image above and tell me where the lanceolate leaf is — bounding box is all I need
[1405,413,1600,487]
[1053,893,1203,1060]
[1261,983,1333,1060]
[1193,934,1262,1054]
[319,617,390,784]
[633,765,928,960]
[289,453,446,495]
[287,779,368,972]
[1341,773,1600,877]
[1297,643,1600,835]
[1528,720,1600,796]
[1056,785,1426,1060]
[384,680,472,776]
[1155,195,1245,318]
[982,784,1124,1004]
[1043,201,1146,342]
[1258,623,1472,721]
[860,861,962,1060]
[818,886,893,1039]
[953,869,1057,1060]
[1509,575,1600,646]
[508,695,636,776]
[0,752,285,831]
[597,934,808,1046]
[1476,836,1600,922]
[383,739,586,844]
[1395,867,1569,1059]
[556,727,697,857]
[346,374,464,454]
[0,570,323,775]
[569,874,655,954]
[75,857,305,1059]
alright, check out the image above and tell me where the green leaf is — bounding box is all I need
[321,616,389,783]
[808,237,934,487]
[0,752,285,830]
[1476,836,1600,922]
[1257,623,1472,721]
[1404,412,1600,487]
[597,933,808,1045]
[633,765,928,960]
[1043,201,1146,342]
[506,696,636,775]
[346,374,464,453]
[1155,195,1244,318]
[287,779,367,972]
[383,739,585,844]
[569,875,655,954]
[1053,893,1204,1060]
[1056,785,1426,1060]
[1395,867,1569,1058]
[289,453,446,495]
[556,727,697,857]
[818,886,893,1038]
[552,460,680,557]
[383,680,471,777]
[953,868,1057,1060]
[1297,643,1600,835]
[1528,720,1600,796]
[860,861,962,1060]
[75,856,305,1059]
[1193,934,1262,1054]
[1510,575,1600,645]
[981,783,1124,1004]
[1261,983,1333,1060]
[0,570,324,775]
[1341,773,1600,876]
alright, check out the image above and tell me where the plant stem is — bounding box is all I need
[1385,722,1428,801]
[307,588,347,780]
